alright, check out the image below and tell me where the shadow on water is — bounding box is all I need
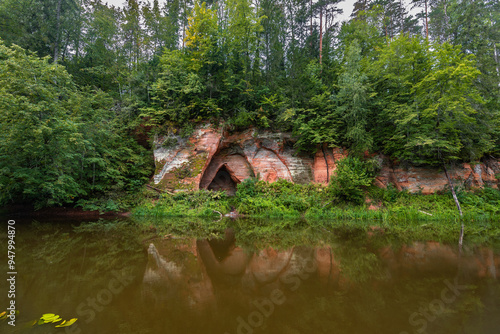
[0,217,499,334]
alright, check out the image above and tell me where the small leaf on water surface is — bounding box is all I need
[40,313,63,324]
[55,320,66,327]
[35,313,77,327]
[55,318,77,327]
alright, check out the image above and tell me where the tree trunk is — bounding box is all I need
[310,0,313,48]
[319,5,323,65]
[444,0,449,39]
[54,0,63,64]
[321,144,329,182]
[492,13,500,85]
[443,164,464,250]
[182,0,186,48]
[75,0,82,59]
[424,0,429,39]
[494,42,500,85]
[61,29,71,61]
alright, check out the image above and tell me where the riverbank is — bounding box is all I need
[132,178,500,224]
[0,203,131,219]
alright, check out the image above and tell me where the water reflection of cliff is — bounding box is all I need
[142,228,499,315]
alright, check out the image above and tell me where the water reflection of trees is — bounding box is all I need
[142,227,499,334]
[5,220,499,334]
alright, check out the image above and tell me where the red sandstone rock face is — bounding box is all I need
[153,126,222,190]
[313,146,348,184]
[152,125,500,193]
[153,126,316,192]
[376,156,500,194]
[200,149,253,188]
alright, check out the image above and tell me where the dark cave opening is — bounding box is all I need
[207,165,238,195]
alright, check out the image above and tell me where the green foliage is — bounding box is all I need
[133,189,230,218]
[328,157,375,204]
[185,1,219,70]
[370,36,491,165]
[233,179,326,217]
[234,177,259,199]
[0,42,86,207]
[336,39,372,155]
[0,0,80,61]
[292,95,340,152]
[136,152,500,224]
[408,43,490,163]
[0,41,152,209]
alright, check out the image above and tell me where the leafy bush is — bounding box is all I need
[235,177,259,199]
[328,157,375,204]
[133,189,230,217]
[0,42,153,209]
[233,178,325,216]
[133,171,500,224]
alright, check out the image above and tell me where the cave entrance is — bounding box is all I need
[207,165,239,195]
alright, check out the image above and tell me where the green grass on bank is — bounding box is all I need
[132,177,500,224]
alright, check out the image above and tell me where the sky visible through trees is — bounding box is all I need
[105,0,357,20]
[104,0,418,23]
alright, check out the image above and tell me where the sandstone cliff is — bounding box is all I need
[152,124,500,194]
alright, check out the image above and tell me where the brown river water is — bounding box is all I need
[1,218,499,334]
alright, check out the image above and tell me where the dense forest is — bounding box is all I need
[0,0,499,209]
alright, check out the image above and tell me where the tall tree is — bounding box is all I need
[447,0,500,141]
[412,0,430,38]
[337,39,372,155]
[143,0,169,57]
[371,0,417,39]
[397,42,489,164]
[314,0,342,64]
[70,0,123,93]
[428,0,451,42]
[0,41,151,208]
[351,0,371,20]
[122,0,143,69]
[0,0,81,61]
[259,0,287,90]
[368,35,432,155]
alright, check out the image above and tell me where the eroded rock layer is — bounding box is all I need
[152,124,500,193]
